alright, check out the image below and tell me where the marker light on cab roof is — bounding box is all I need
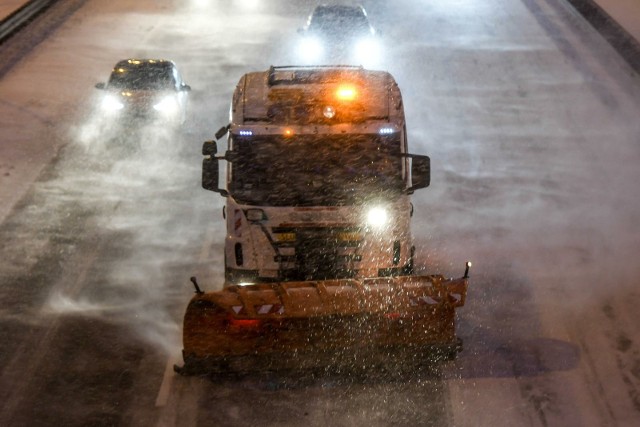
[284,128,294,136]
[336,85,357,101]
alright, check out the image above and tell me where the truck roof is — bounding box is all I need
[232,66,404,125]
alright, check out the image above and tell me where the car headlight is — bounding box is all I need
[298,36,324,63]
[353,37,382,66]
[366,206,388,230]
[101,94,124,111]
[153,96,179,115]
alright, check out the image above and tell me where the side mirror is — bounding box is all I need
[95,82,106,90]
[202,156,221,193]
[215,125,229,140]
[202,141,227,195]
[202,140,217,156]
[407,154,430,193]
[181,83,191,92]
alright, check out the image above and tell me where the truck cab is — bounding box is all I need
[203,66,430,285]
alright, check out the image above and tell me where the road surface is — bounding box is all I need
[0,0,639,425]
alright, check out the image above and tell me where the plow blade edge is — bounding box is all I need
[178,274,468,374]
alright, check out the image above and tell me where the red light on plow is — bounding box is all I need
[229,318,261,328]
[385,312,402,320]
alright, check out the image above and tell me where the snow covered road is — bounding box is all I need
[0,0,639,425]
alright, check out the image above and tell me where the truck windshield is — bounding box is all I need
[229,133,404,207]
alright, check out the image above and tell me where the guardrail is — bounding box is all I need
[567,0,640,73]
[0,0,56,44]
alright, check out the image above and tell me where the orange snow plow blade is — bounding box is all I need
[176,272,469,375]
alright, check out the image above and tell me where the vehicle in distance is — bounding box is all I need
[95,59,191,126]
[297,4,381,66]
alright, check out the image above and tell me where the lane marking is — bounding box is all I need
[155,215,219,422]
[155,354,179,407]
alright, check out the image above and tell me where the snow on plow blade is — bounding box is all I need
[176,274,468,375]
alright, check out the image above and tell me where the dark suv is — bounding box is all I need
[95,59,191,126]
[297,5,380,66]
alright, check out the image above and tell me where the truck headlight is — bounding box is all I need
[298,36,324,63]
[366,206,388,229]
[101,94,124,111]
[245,208,266,222]
[354,37,381,66]
[153,96,179,115]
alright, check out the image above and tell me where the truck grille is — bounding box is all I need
[272,227,362,280]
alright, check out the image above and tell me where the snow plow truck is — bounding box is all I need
[175,66,470,374]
